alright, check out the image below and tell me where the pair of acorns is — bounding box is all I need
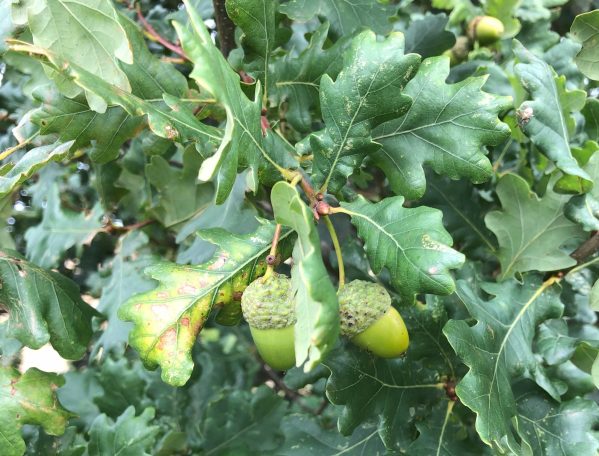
[241,273,409,370]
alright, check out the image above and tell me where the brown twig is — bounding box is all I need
[135,3,188,60]
[103,219,155,234]
[571,231,599,263]
[262,364,323,415]
[212,0,236,57]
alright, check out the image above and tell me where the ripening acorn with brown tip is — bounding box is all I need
[338,280,409,358]
[241,273,296,370]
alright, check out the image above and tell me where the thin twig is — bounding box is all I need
[103,219,155,234]
[135,3,188,60]
[571,232,599,264]
[212,0,236,57]
[262,364,322,415]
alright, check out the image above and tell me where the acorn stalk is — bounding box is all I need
[241,273,296,370]
[338,280,409,358]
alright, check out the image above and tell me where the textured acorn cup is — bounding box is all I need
[469,16,504,45]
[338,280,409,358]
[241,273,296,370]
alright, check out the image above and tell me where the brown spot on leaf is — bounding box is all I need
[181,317,190,327]
[158,327,178,350]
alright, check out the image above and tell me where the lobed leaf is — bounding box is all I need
[325,302,463,451]
[269,22,347,133]
[0,249,99,359]
[174,0,296,203]
[25,184,104,269]
[118,221,293,386]
[372,56,511,200]
[0,141,73,198]
[341,195,464,301]
[514,40,589,182]
[571,10,599,81]
[279,0,396,38]
[485,174,585,279]
[14,0,134,113]
[88,406,159,456]
[308,30,420,193]
[444,277,565,453]
[0,367,72,456]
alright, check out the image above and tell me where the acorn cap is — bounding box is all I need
[338,280,391,338]
[241,273,295,330]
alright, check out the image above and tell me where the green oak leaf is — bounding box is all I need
[571,10,599,81]
[199,386,287,454]
[341,195,464,301]
[324,302,459,450]
[516,18,559,53]
[22,426,86,456]
[514,40,589,182]
[407,402,489,456]
[269,22,347,133]
[117,14,188,101]
[0,197,15,249]
[118,222,293,386]
[554,140,597,195]
[14,0,133,113]
[404,13,456,58]
[484,174,585,280]
[280,415,387,455]
[0,141,73,198]
[177,172,259,264]
[583,97,599,141]
[543,38,584,87]
[372,56,511,200]
[514,381,599,455]
[88,407,159,456]
[443,277,564,454]
[279,0,396,38]
[308,30,420,193]
[485,0,520,37]
[0,249,99,358]
[174,0,294,203]
[11,42,223,148]
[226,0,289,98]
[92,232,157,358]
[145,147,213,227]
[271,181,339,370]
[30,14,188,163]
[421,174,497,254]
[24,184,104,269]
[31,91,142,163]
[0,367,72,456]
[565,145,599,231]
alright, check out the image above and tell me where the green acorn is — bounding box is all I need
[338,280,409,358]
[468,16,505,45]
[241,273,296,370]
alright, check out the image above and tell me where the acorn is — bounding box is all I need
[468,16,505,45]
[338,280,409,358]
[241,273,296,370]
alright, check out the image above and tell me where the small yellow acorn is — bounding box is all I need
[241,273,296,370]
[469,16,505,45]
[338,280,409,358]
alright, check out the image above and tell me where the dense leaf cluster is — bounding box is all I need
[1,0,599,454]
